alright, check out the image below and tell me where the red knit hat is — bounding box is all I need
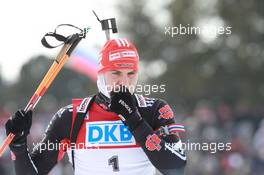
[98,38,139,73]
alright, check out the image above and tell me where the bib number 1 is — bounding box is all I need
[108,155,120,172]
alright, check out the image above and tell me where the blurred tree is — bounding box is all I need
[117,0,264,110]
[5,55,97,112]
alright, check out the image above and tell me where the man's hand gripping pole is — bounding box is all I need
[0,25,89,157]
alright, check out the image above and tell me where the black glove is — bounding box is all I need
[110,87,142,131]
[5,109,32,153]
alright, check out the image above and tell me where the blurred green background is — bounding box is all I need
[0,0,264,174]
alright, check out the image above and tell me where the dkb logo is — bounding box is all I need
[86,121,136,147]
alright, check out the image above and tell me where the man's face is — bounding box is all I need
[103,69,138,93]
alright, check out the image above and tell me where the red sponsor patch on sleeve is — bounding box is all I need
[145,134,161,151]
[158,105,174,119]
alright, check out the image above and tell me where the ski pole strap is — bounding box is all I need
[41,24,88,49]
[41,32,67,48]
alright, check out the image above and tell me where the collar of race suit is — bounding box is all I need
[95,92,111,111]
[95,92,138,111]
